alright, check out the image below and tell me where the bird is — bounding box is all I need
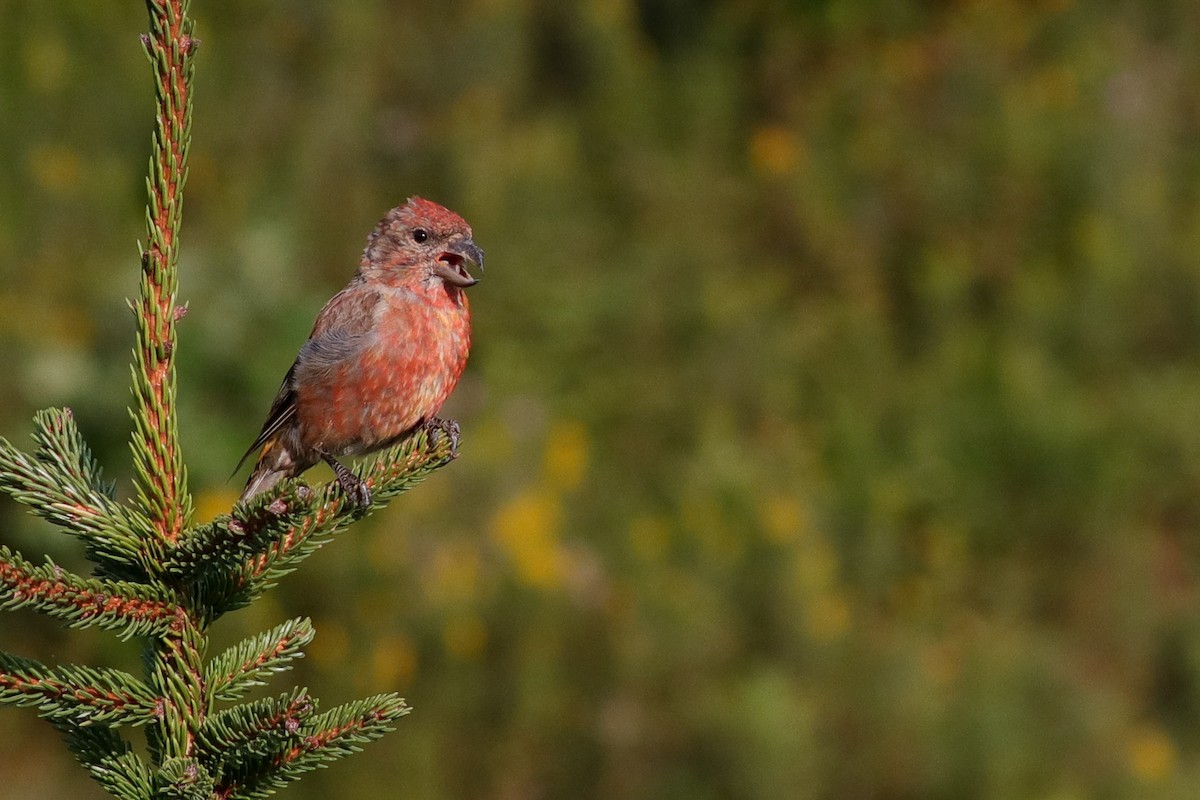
[235,196,482,507]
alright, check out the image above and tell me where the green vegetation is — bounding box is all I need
[3,1,1200,798]
[0,3,461,797]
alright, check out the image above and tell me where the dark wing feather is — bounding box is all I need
[233,281,381,475]
[233,365,299,475]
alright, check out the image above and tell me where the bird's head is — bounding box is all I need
[362,196,484,291]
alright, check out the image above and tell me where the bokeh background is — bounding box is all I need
[3,1,1200,798]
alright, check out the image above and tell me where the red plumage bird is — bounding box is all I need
[236,197,482,506]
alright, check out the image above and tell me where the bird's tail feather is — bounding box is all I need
[239,464,289,504]
[238,439,303,504]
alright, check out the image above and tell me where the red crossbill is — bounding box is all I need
[236,197,482,506]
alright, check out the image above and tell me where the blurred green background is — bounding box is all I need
[3,0,1200,797]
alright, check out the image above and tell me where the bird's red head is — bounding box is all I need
[361,197,483,291]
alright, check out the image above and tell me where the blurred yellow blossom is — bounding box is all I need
[22,36,68,94]
[370,633,418,687]
[804,591,851,642]
[1127,725,1176,783]
[882,38,932,83]
[425,540,483,604]
[26,144,82,196]
[542,419,589,491]
[443,614,487,661]
[490,488,564,589]
[194,487,241,524]
[761,493,806,544]
[750,125,804,177]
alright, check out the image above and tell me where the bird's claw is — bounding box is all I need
[343,476,372,509]
[323,455,372,509]
[424,418,461,457]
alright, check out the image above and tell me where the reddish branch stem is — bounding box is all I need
[0,559,181,630]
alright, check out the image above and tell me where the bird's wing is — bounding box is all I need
[233,365,299,475]
[234,283,381,473]
[291,284,381,384]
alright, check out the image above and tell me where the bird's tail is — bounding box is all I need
[237,440,300,504]
[240,462,289,503]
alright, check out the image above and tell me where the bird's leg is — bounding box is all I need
[322,454,372,508]
[423,417,461,458]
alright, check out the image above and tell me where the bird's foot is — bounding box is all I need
[424,418,461,458]
[323,455,372,509]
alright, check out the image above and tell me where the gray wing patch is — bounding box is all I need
[291,329,370,386]
[291,283,380,386]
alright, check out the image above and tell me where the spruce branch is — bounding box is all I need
[0,652,162,727]
[0,410,152,575]
[131,0,197,545]
[198,688,314,761]
[177,430,456,618]
[154,757,215,800]
[212,693,410,800]
[55,720,156,800]
[146,617,207,764]
[229,428,457,601]
[29,408,118,498]
[205,617,315,703]
[94,752,157,800]
[0,545,182,639]
[57,719,131,770]
[356,421,461,505]
[162,485,314,582]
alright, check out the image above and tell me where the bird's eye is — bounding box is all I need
[412,228,429,243]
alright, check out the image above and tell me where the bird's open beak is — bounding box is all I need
[434,239,484,288]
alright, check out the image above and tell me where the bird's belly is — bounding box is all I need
[296,308,469,456]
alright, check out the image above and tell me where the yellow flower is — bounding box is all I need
[761,494,806,544]
[491,488,565,589]
[1127,724,1176,783]
[370,633,418,687]
[426,541,482,604]
[804,591,851,642]
[542,419,590,491]
[27,144,82,195]
[193,487,242,524]
[882,37,931,83]
[23,36,68,94]
[750,126,803,177]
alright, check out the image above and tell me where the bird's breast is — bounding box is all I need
[297,291,471,455]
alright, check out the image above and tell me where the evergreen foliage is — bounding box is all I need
[0,2,450,796]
